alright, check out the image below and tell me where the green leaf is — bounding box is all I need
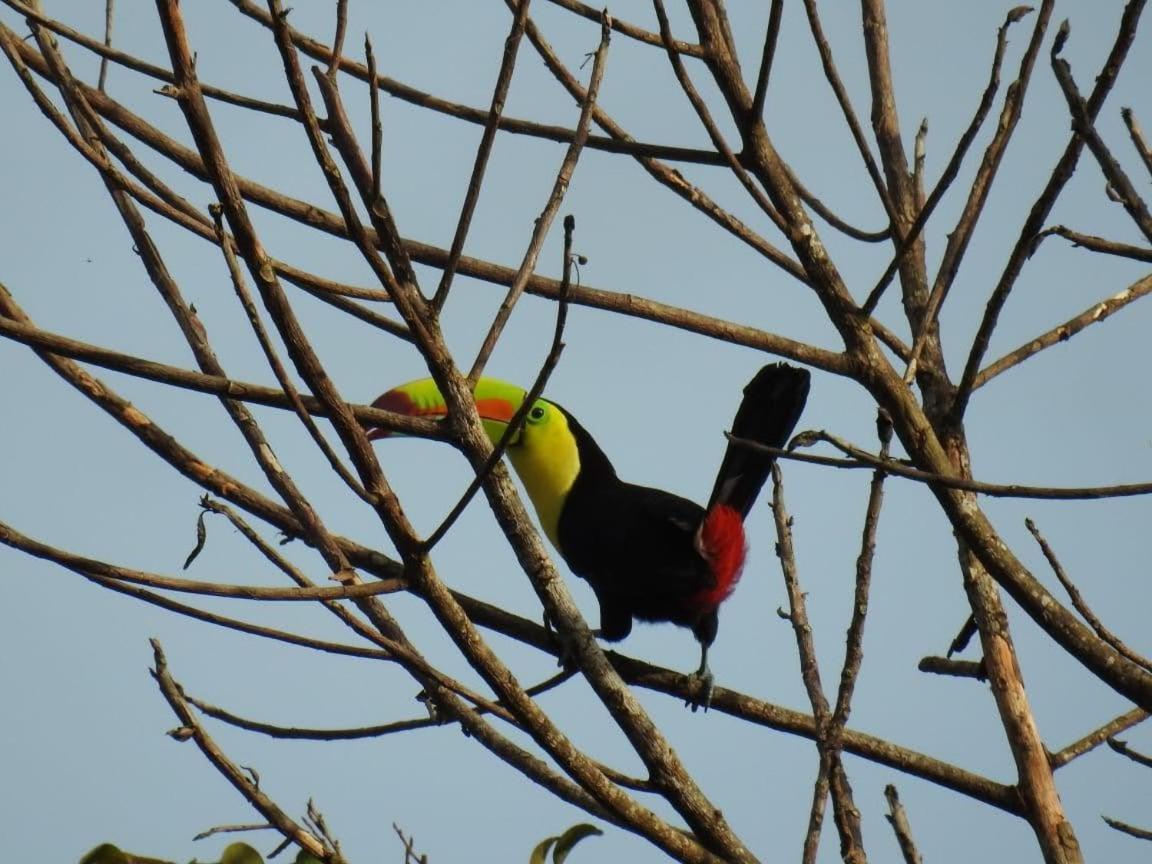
[552,824,602,864]
[79,845,130,864]
[294,853,325,864]
[528,836,557,864]
[529,824,602,864]
[77,846,174,864]
[219,842,264,864]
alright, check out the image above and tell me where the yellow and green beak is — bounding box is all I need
[366,377,528,444]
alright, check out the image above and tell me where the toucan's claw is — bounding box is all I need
[416,689,449,725]
[544,612,580,670]
[684,647,714,712]
[685,669,714,712]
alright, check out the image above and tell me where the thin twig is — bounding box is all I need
[467,13,608,383]
[652,0,787,233]
[948,615,979,657]
[1026,517,1152,672]
[97,0,113,91]
[800,0,897,225]
[431,0,532,312]
[772,466,868,863]
[200,498,316,584]
[365,34,382,205]
[0,313,437,437]
[196,497,399,646]
[918,656,988,681]
[1121,107,1152,178]
[1102,816,1152,841]
[188,695,435,741]
[923,2,1052,314]
[1036,224,1152,262]
[953,0,1148,423]
[1107,736,1152,769]
[749,0,783,127]
[193,824,272,842]
[209,207,373,503]
[0,520,403,601]
[785,164,891,242]
[801,772,829,864]
[423,215,573,551]
[296,55,412,307]
[1052,28,1152,243]
[912,118,928,207]
[737,432,1152,500]
[884,786,923,864]
[326,0,348,79]
[773,467,833,863]
[863,4,1041,315]
[1048,708,1149,768]
[975,272,1152,388]
[510,0,808,284]
[4,531,391,660]
[184,663,580,744]
[151,641,331,860]
[542,0,703,56]
[393,823,428,864]
[827,411,892,736]
[800,412,890,864]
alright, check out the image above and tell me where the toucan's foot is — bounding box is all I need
[544,612,581,670]
[684,668,714,712]
[684,643,715,712]
[416,689,449,726]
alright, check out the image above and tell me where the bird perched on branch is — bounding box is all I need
[367,363,810,708]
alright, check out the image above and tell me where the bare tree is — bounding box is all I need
[1,1,1150,862]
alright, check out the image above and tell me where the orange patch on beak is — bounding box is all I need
[474,397,516,424]
[364,389,518,440]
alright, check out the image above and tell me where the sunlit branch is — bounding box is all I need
[1048,708,1149,768]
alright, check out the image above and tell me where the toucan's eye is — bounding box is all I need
[528,404,547,423]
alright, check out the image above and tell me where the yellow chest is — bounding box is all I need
[506,418,581,550]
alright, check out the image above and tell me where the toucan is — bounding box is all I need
[366,363,810,706]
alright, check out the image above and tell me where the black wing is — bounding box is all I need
[558,477,712,627]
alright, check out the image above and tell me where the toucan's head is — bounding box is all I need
[366,377,582,547]
[365,376,566,449]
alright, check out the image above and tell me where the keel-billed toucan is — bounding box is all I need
[366,363,810,704]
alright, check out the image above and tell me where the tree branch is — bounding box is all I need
[151,640,333,861]
[953,0,1148,423]
[1027,517,1152,672]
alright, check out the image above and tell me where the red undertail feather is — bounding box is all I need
[692,504,747,610]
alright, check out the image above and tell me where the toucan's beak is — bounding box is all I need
[364,378,526,445]
[365,387,428,440]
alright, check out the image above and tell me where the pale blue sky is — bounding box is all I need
[2,2,1150,862]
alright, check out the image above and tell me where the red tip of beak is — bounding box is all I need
[365,389,431,440]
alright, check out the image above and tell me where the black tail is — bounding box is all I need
[707,363,811,518]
